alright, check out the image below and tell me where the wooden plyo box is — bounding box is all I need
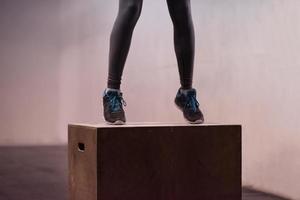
[68,123,242,200]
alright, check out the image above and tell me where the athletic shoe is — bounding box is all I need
[174,87,204,124]
[102,89,127,125]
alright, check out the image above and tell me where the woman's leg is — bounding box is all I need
[107,0,143,90]
[166,0,195,89]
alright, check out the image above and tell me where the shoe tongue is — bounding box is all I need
[181,88,196,96]
[107,90,120,95]
[187,89,195,95]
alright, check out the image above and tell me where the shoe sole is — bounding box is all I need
[103,114,126,125]
[174,101,204,124]
[105,119,126,125]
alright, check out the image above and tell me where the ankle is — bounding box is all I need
[105,87,121,94]
[180,87,194,95]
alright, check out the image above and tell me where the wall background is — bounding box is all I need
[1,0,300,199]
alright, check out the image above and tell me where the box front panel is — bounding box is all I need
[97,125,241,200]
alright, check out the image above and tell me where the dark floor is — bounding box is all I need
[0,146,290,200]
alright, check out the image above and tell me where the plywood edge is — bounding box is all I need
[68,122,242,129]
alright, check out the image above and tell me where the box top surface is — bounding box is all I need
[69,122,241,128]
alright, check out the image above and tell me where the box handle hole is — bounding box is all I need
[78,143,85,152]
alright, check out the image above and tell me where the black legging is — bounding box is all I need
[107,0,195,90]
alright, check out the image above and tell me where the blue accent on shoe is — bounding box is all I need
[102,88,126,124]
[105,91,127,112]
[110,95,126,112]
[175,87,204,124]
[184,92,200,112]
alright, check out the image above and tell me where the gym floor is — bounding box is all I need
[0,146,289,200]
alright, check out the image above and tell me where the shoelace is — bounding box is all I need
[184,93,199,112]
[108,94,127,112]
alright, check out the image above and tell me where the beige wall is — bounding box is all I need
[1,0,300,199]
